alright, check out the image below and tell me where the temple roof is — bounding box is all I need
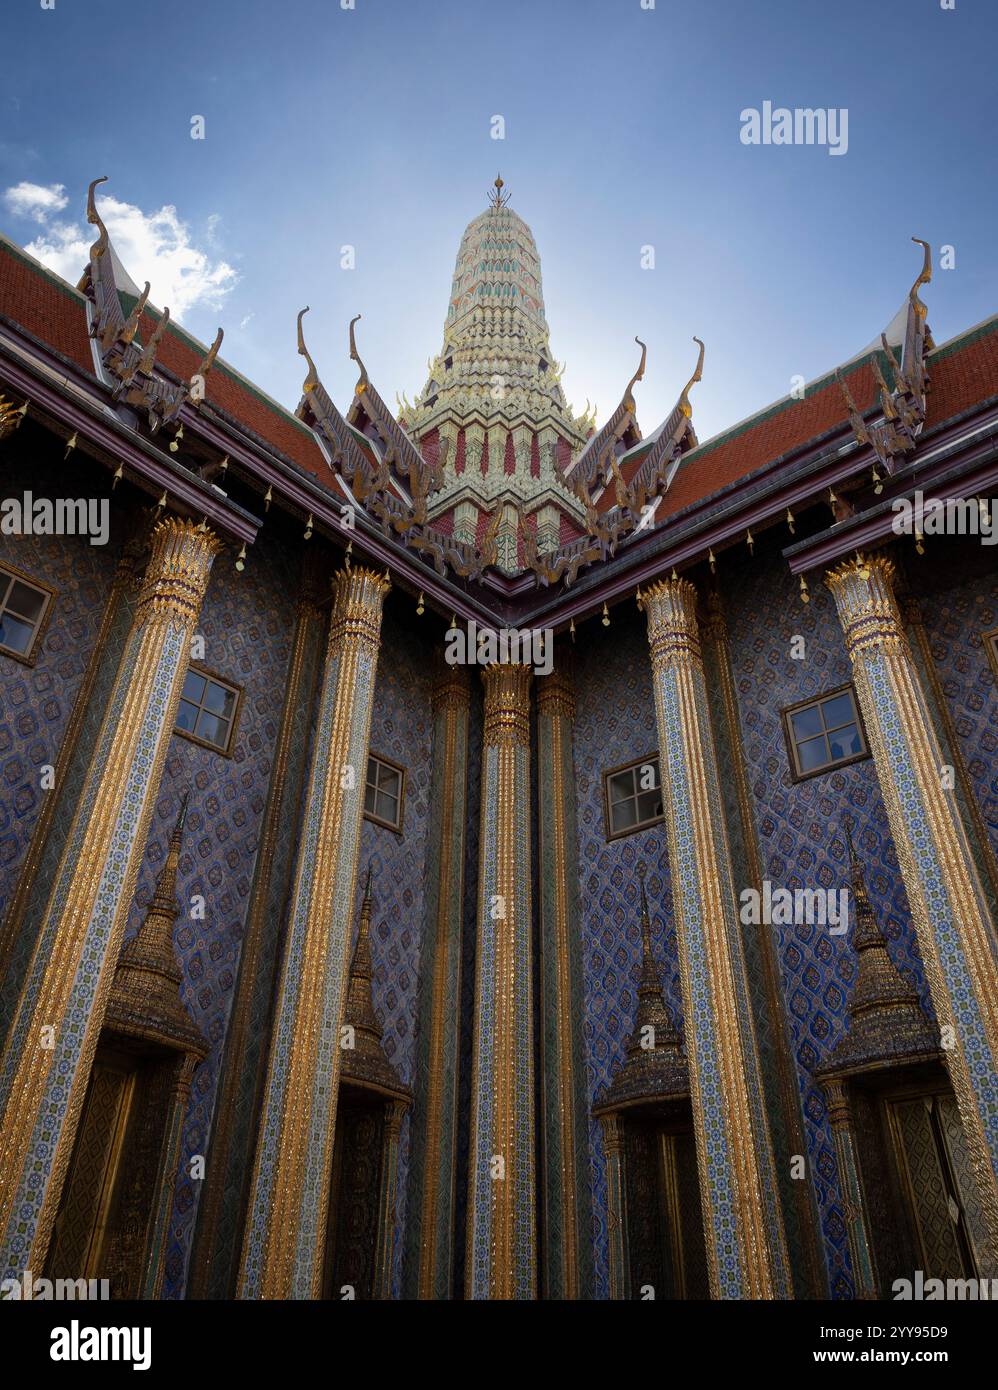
[2,183,997,616]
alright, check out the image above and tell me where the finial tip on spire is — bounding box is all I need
[488,174,510,209]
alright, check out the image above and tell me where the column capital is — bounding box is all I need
[136,517,222,628]
[481,661,532,747]
[825,552,905,657]
[536,666,575,721]
[699,583,728,644]
[329,566,390,645]
[644,575,702,667]
[431,662,471,713]
[599,1112,625,1156]
[821,1077,852,1131]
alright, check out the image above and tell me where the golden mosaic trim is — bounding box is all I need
[416,666,468,1298]
[187,578,327,1298]
[645,576,787,1299]
[701,585,826,1298]
[827,552,998,1259]
[537,668,580,1298]
[238,564,388,1298]
[0,518,220,1267]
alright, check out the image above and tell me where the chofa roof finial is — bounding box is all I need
[679,336,705,419]
[349,313,369,393]
[85,175,110,260]
[623,336,647,413]
[909,237,932,320]
[296,306,320,395]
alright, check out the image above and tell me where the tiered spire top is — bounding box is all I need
[817,825,938,1079]
[104,794,207,1059]
[339,867,411,1103]
[398,181,592,531]
[594,863,688,1112]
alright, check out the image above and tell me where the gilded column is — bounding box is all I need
[0,524,149,1039]
[536,661,593,1299]
[188,560,327,1298]
[238,566,389,1300]
[644,576,791,1299]
[599,1113,629,1301]
[822,1081,878,1299]
[405,664,470,1299]
[700,586,826,1298]
[0,518,221,1278]
[466,661,535,1300]
[827,552,998,1257]
[898,586,998,913]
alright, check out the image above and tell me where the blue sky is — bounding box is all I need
[2,0,995,442]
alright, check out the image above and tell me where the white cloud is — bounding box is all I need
[3,181,238,321]
[4,181,69,223]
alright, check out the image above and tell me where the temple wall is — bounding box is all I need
[0,444,122,928]
[118,526,300,1299]
[142,584,435,1298]
[721,546,932,1298]
[920,564,998,858]
[351,602,435,1299]
[569,607,674,1301]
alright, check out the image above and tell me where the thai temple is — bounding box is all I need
[2,173,998,1301]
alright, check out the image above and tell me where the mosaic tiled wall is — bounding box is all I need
[351,602,434,1299]
[123,529,298,1300]
[148,583,433,1299]
[919,565,998,859]
[721,544,933,1299]
[0,449,121,932]
[570,608,675,1301]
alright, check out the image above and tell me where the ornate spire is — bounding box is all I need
[104,794,207,1058]
[625,863,682,1060]
[816,823,938,1080]
[340,866,411,1102]
[402,184,591,529]
[594,863,687,1112]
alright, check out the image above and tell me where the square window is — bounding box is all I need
[0,567,53,661]
[604,754,664,839]
[783,686,868,780]
[174,666,241,753]
[364,753,405,832]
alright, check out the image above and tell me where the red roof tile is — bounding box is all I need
[0,237,95,374]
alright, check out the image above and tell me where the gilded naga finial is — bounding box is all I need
[296,307,320,395]
[119,282,151,348]
[349,314,369,393]
[139,305,170,375]
[623,336,647,412]
[85,175,110,260]
[909,237,932,320]
[195,327,224,382]
[679,336,705,418]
